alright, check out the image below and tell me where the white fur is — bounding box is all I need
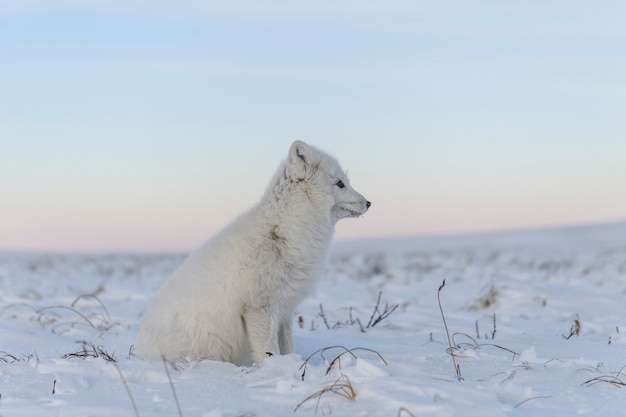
[135,141,370,365]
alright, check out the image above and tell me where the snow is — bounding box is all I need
[2,222,626,416]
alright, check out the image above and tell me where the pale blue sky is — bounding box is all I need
[1,1,625,251]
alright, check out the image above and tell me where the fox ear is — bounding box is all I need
[288,140,316,178]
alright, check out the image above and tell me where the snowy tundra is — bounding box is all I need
[135,141,371,364]
[1,222,626,416]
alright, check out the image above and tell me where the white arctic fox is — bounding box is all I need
[135,141,370,365]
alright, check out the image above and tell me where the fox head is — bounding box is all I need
[285,141,371,224]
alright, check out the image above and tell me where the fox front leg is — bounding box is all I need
[243,306,280,363]
[278,318,294,354]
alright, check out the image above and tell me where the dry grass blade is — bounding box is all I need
[0,302,38,317]
[37,305,97,328]
[514,395,552,408]
[318,304,331,330]
[162,357,184,417]
[0,352,25,363]
[438,279,463,381]
[113,362,141,417]
[71,294,112,322]
[452,331,479,348]
[476,343,519,360]
[451,332,519,361]
[397,407,417,417]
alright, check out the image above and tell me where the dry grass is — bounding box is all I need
[365,291,399,329]
[581,366,626,389]
[469,285,500,310]
[62,341,117,362]
[451,332,519,361]
[70,293,111,322]
[582,375,626,388]
[299,345,388,381]
[0,351,36,363]
[562,317,581,340]
[475,313,497,340]
[438,280,519,382]
[294,373,356,413]
[314,291,398,332]
[295,346,387,413]
[1,293,118,334]
[1,352,21,363]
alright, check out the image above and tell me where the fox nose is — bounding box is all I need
[366,201,371,209]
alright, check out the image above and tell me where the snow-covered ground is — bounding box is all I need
[1,222,626,416]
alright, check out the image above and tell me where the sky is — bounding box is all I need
[1,0,625,252]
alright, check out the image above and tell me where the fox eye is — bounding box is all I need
[335,180,345,189]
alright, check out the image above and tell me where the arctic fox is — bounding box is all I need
[135,141,370,365]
